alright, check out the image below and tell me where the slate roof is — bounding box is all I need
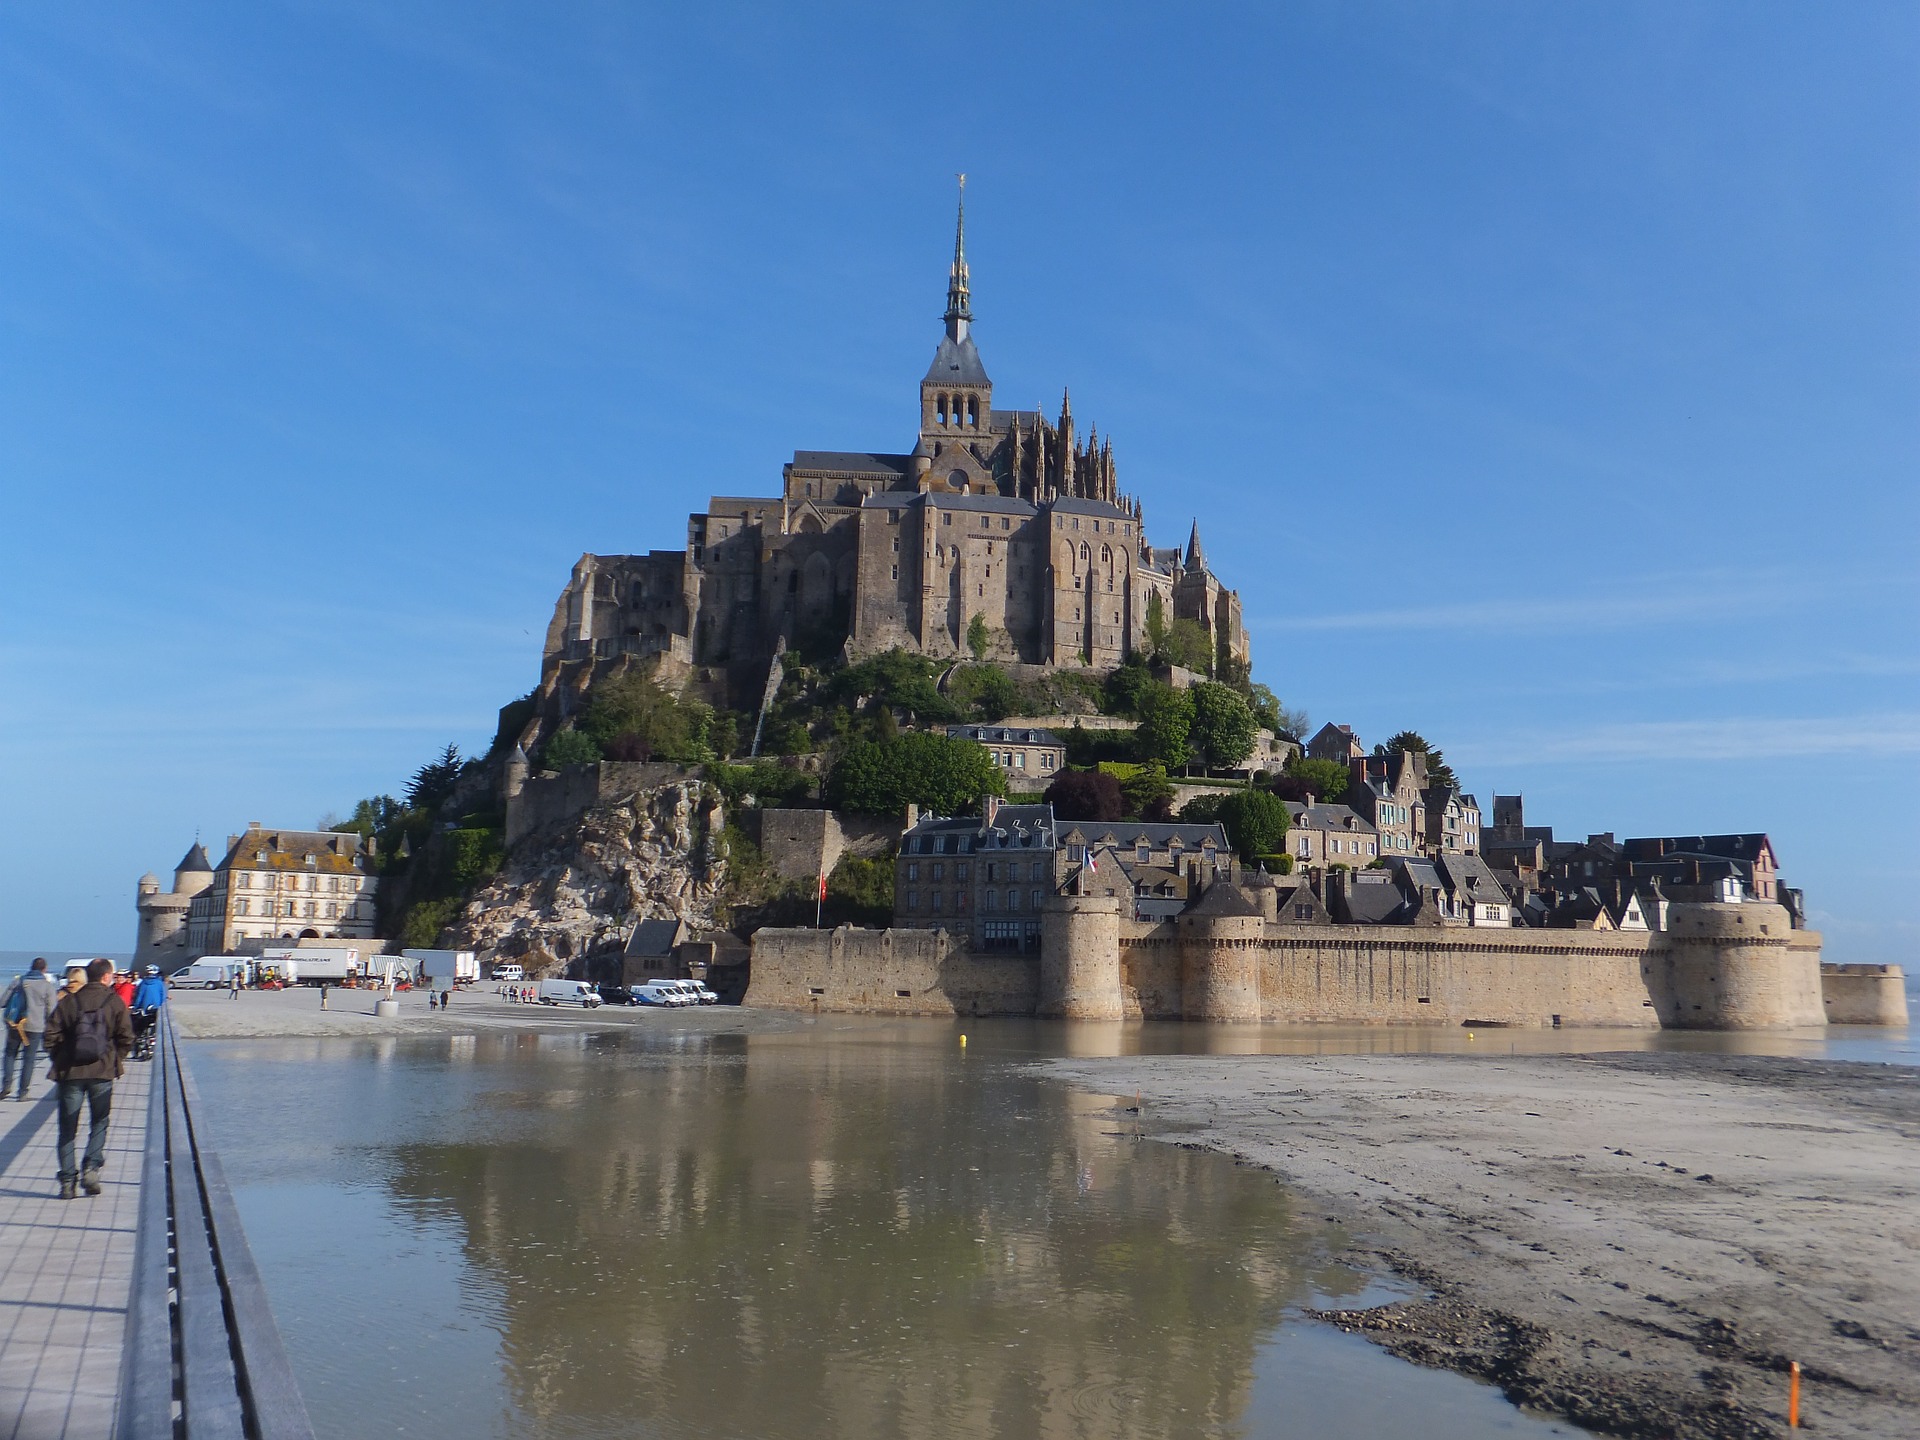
[903,804,1056,854]
[1059,821,1229,851]
[1339,880,1419,926]
[1050,496,1132,521]
[177,842,213,873]
[1187,883,1260,918]
[924,332,991,386]
[220,827,365,874]
[789,451,912,476]
[862,491,1037,517]
[625,917,689,958]
[947,725,1062,747]
[1282,801,1374,834]
[1621,834,1776,866]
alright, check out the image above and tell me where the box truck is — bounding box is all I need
[403,949,478,985]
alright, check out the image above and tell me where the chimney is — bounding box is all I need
[904,803,920,830]
[1302,790,1316,809]
[981,794,1001,829]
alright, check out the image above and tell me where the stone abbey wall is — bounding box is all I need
[746,899,1840,1030]
[1819,963,1911,1026]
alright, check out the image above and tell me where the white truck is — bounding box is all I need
[269,947,359,985]
[536,979,601,1007]
[403,949,478,986]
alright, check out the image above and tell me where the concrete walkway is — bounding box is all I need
[0,1060,151,1440]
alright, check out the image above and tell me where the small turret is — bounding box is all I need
[1185,520,1206,573]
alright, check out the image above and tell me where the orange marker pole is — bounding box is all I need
[1788,1360,1801,1428]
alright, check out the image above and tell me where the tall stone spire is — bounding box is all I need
[1185,519,1205,571]
[944,173,972,342]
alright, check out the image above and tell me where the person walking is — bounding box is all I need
[130,965,166,1062]
[112,969,136,1009]
[228,970,241,1000]
[320,983,330,1011]
[43,958,134,1199]
[2,958,60,1100]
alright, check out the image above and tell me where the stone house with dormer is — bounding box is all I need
[1281,800,1378,869]
[183,822,378,954]
[1345,749,1427,859]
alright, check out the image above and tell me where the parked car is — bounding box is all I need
[631,980,695,1007]
[494,964,525,983]
[536,979,601,1007]
[596,982,641,1006]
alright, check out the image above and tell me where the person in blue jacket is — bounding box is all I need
[130,965,166,1061]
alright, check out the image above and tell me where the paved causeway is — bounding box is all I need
[0,1060,151,1440]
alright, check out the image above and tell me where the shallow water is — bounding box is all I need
[192,1019,1595,1439]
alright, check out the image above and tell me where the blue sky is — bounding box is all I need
[2,3,1915,958]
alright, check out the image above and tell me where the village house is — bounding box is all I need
[1306,723,1366,764]
[183,822,378,954]
[1345,749,1427,859]
[1281,800,1378,868]
[945,724,1064,783]
[894,800,1060,954]
[1422,785,1481,856]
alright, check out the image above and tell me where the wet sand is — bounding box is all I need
[1047,1050,1920,1440]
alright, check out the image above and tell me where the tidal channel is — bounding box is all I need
[189,1017,1621,1439]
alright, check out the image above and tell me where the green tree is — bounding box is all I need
[947,663,1016,722]
[966,612,990,661]
[406,743,464,812]
[1280,755,1350,804]
[580,672,713,762]
[1163,618,1214,675]
[823,649,959,724]
[1136,685,1196,770]
[1216,790,1290,862]
[824,731,1006,817]
[1189,683,1257,769]
[1377,731,1457,791]
[1247,684,1309,739]
[332,795,404,841]
[1144,590,1170,659]
[1103,660,1158,719]
[825,853,893,927]
[541,727,602,770]
[1117,762,1174,821]
[1176,792,1226,824]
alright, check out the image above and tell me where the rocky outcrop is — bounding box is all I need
[447,777,725,972]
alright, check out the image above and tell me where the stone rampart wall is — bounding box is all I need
[1820,963,1911,1026]
[754,809,904,884]
[745,926,1038,1016]
[748,903,1833,1030]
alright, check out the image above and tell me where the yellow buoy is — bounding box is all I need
[959,1034,967,1047]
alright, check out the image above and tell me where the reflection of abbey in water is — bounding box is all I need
[380,1032,1314,1437]
[543,184,1248,704]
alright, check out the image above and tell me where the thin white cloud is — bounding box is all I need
[1252,567,1911,637]
[1455,712,1920,766]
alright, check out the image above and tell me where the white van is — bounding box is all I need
[176,957,248,989]
[632,980,694,1008]
[536,979,601,1007]
[494,964,525,983]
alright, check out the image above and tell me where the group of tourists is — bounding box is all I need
[501,986,540,1003]
[3,957,168,1200]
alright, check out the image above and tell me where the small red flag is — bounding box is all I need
[819,873,828,901]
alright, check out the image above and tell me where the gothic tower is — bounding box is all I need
[918,176,997,493]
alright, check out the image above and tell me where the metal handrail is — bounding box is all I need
[117,1008,316,1440]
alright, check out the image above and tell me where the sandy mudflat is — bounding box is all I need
[168,986,803,1040]
[1046,1050,1920,1440]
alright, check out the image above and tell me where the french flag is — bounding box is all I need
[1086,850,1098,874]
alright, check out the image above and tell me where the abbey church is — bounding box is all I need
[540,188,1249,708]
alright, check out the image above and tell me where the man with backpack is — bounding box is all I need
[42,958,134,1199]
[2,958,60,1101]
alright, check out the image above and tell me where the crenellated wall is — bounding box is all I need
[747,896,1858,1030]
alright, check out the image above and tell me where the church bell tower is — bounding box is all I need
[918,176,996,493]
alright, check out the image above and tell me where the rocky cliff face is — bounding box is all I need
[447,777,725,972]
